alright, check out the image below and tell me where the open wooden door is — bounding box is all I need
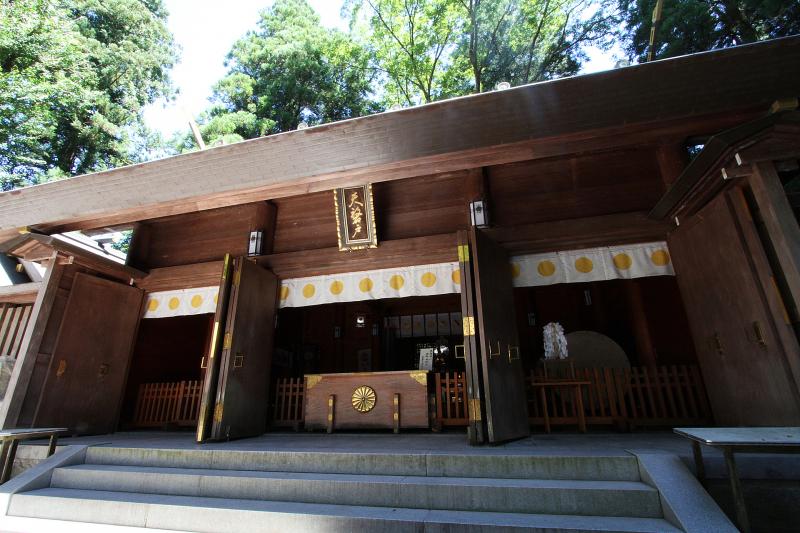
[210,257,279,440]
[468,228,530,443]
[33,273,144,434]
[196,254,234,442]
[669,189,800,425]
[457,230,486,444]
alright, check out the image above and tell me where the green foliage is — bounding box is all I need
[0,0,176,189]
[618,0,800,61]
[180,0,378,151]
[347,0,615,104]
[458,0,615,92]
[346,0,468,105]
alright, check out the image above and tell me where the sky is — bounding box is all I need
[142,0,617,140]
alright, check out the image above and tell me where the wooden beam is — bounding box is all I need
[27,112,755,239]
[256,233,459,279]
[0,283,41,304]
[136,261,223,293]
[485,211,672,254]
[656,143,689,191]
[0,253,63,429]
[2,234,146,281]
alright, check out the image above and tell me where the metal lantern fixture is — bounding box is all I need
[469,200,489,228]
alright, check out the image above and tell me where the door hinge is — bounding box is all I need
[232,269,241,287]
[463,316,475,337]
[223,332,232,350]
[468,398,482,421]
[457,244,470,263]
[213,402,224,423]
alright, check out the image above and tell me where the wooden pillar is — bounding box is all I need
[256,201,278,256]
[0,252,63,429]
[657,143,689,192]
[748,161,800,325]
[624,280,658,367]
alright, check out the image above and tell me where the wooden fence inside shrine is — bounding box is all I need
[0,304,33,359]
[272,377,305,428]
[435,365,712,429]
[435,371,469,428]
[132,365,711,431]
[132,380,202,427]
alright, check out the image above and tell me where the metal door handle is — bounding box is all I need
[200,356,208,369]
[508,345,520,362]
[234,353,244,368]
[455,344,465,359]
[752,321,767,348]
[488,340,501,359]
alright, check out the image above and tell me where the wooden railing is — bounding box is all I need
[430,364,711,430]
[272,377,304,429]
[435,371,469,428]
[132,380,202,427]
[0,304,33,358]
[526,364,712,430]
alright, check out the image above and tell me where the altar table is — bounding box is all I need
[304,371,429,432]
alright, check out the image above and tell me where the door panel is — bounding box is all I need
[669,190,800,425]
[196,254,233,442]
[457,230,486,444]
[211,258,279,440]
[471,228,530,443]
[34,273,144,434]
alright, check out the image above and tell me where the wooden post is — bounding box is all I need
[0,439,18,483]
[574,385,587,433]
[624,281,658,367]
[434,374,443,431]
[724,448,751,533]
[326,394,335,434]
[539,387,550,433]
[393,393,400,434]
[748,161,800,331]
[46,434,58,457]
[691,441,706,482]
[656,143,689,191]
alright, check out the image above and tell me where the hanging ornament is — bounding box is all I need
[543,322,568,360]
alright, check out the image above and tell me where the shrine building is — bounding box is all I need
[1,36,799,445]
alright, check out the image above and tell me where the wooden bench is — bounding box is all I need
[674,426,800,533]
[0,427,67,483]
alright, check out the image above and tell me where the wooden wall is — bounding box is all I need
[128,146,672,282]
[128,202,276,270]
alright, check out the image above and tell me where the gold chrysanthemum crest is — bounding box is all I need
[351,385,376,413]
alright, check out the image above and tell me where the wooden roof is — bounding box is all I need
[1,36,799,241]
[651,109,800,219]
[0,233,146,280]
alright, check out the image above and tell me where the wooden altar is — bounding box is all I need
[303,371,429,432]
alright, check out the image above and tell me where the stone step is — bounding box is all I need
[84,446,641,481]
[7,488,682,533]
[50,463,662,517]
